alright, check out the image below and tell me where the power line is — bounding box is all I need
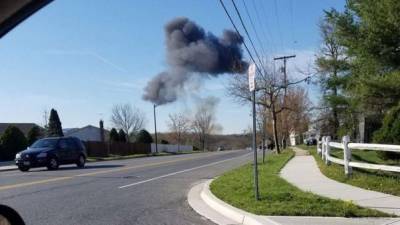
[230,0,266,71]
[273,0,284,52]
[241,0,268,58]
[218,0,312,90]
[289,0,296,54]
[218,0,260,201]
[256,0,277,54]
[217,0,263,76]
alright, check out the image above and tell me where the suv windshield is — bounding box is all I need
[31,139,58,148]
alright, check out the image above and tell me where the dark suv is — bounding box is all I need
[15,137,87,172]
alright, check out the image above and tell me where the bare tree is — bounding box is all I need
[227,61,309,153]
[192,97,221,151]
[111,104,146,142]
[167,113,190,151]
[42,109,49,128]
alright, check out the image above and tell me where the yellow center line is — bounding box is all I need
[0,152,236,191]
[0,177,73,191]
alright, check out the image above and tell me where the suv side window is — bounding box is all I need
[73,138,85,151]
[66,138,78,150]
[59,139,69,149]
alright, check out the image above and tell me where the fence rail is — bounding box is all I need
[84,141,194,157]
[317,135,400,175]
[84,141,151,157]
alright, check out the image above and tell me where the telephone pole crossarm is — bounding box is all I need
[273,55,296,92]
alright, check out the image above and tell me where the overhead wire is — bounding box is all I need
[273,0,284,52]
[289,0,296,54]
[251,0,277,55]
[217,0,263,77]
[241,0,268,59]
[218,0,312,88]
[230,0,266,72]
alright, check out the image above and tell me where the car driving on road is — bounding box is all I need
[15,137,87,172]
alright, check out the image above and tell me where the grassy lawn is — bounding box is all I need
[210,150,389,217]
[299,145,400,197]
[330,149,400,166]
[87,151,197,162]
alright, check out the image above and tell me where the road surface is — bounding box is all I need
[0,150,252,225]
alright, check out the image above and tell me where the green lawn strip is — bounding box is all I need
[297,144,315,151]
[210,150,389,217]
[330,149,400,166]
[87,151,198,162]
[301,145,400,197]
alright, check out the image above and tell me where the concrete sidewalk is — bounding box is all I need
[281,147,400,216]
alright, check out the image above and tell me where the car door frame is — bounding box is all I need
[66,138,80,162]
[57,138,71,164]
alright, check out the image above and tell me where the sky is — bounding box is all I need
[0,0,345,134]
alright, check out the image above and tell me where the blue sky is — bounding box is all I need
[0,0,344,134]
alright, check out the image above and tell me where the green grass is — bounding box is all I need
[87,151,197,162]
[297,144,316,151]
[210,150,390,217]
[330,149,400,166]
[301,145,400,197]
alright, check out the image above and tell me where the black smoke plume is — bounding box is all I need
[143,17,248,105]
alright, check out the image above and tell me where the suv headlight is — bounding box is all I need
[37,152,47,158]
[15,153,21,159]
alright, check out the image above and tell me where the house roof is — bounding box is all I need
[0,123,41,136]
[63,125,109,136]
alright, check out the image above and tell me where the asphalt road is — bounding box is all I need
[0,150,253,225]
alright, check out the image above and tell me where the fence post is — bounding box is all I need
[320,136,324,158]
[342,135,352,176]
[317,137,321,155]
[321,136,326,160]
[325,136,331,165]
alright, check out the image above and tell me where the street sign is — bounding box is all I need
[248,63,256,91]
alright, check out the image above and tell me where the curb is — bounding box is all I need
[0,166,17,172]
[189,180,400,225]
[198,179,280,225]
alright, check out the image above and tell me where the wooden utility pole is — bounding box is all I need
[153,104,158,154]
[274,55,296,95]
[274,55,295,149]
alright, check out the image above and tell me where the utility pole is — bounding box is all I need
[248,63,259,201]
[274,55,295,150]
[262,103,267,164]
[274,55,296,95]
[153,104,158,154]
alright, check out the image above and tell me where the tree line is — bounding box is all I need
[0,109,63,160]
[315,0,400,159]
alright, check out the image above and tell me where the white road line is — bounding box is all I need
[119,152,252,189]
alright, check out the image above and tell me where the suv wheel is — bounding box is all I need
[18,166,29,172]
[47,157,59,170]
[76,155,85,168]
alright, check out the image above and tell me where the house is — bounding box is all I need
[0,123,42,136]
[63,122,109,142]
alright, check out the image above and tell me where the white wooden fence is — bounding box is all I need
[317,136,400,175]
[150,143,193,153]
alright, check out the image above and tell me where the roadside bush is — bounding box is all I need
[109,128,119,142]
[161,139,169,144]
[373,103,400,160]
[118,129,127,143]
[135,129,153,144]
[27,125,42,146]
[0,126,28,160]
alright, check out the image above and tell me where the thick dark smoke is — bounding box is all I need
[143,17,248,105]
